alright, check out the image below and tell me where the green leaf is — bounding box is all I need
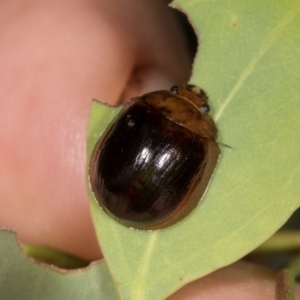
[87,1,300,299]
[0,228,118,300]
[22,244,89,270]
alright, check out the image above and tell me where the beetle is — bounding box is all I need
[89,84,220,230]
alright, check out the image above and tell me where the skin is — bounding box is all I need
[0,0,299,298]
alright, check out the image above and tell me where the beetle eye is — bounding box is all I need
[201,103,210,113]
[170,85,179,94]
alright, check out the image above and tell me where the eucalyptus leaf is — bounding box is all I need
[87,0,300,299]
[0,228,118,300]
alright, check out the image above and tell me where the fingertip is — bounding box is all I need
[169,261,277,300]
[120,67,177,103]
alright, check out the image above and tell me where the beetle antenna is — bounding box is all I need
[217,142,232,149]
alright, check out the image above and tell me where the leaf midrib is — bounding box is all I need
[215,2,300,121]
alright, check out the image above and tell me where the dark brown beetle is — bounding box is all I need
[89,84,220,230]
